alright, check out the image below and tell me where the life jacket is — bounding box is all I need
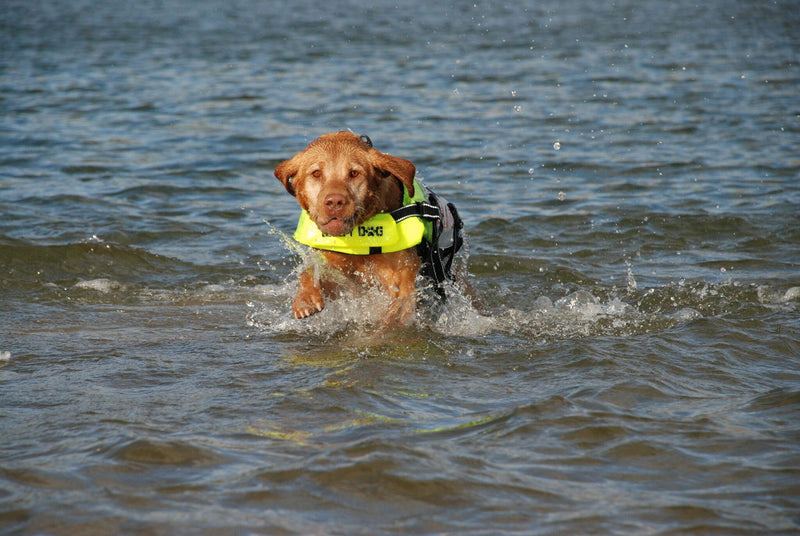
[292,178,464,296]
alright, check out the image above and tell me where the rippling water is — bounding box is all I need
[2,0,799,534]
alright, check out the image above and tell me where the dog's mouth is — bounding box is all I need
[317,216,355,236]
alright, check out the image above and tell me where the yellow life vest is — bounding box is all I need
[292,179,433,255]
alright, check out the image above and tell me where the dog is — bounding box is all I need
[274,131,463,325]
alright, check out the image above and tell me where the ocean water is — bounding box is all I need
[1,0,799,534]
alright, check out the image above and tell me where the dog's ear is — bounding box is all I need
[372,153,416,197]
[274,156,299,196]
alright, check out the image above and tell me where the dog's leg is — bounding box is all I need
[385,291,417,327]
[372,251,421,327]
[292,269,325,319]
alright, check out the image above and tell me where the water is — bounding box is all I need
[2,0,799,534]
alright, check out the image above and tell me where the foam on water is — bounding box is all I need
[72,278,124,293]
[246,250,799,347]
[758,285,800,305]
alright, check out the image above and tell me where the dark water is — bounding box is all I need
[2,0,799,534]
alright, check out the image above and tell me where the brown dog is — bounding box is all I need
[275,131,424,324]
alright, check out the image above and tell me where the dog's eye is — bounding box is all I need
[311,170,321,178]
[348,170,360,179]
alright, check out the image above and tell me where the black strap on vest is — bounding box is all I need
[390,202,440,223]
[418,201,463,294]
[390,190,464,300]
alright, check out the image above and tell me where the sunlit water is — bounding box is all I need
[2,0,799,534]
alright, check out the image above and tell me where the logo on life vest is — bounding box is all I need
[358,225,384,237]
[320,224,384,238]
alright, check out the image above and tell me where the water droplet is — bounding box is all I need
[553,141,561,150]
[528,168,535,175]
[626,261,637,292]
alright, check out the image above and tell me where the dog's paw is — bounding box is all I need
[292,292,324,319]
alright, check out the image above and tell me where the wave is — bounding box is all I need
[0,235,288,294]
[0,237,193,290]
[4,236,796,346]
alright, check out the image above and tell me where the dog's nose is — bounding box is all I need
[324,193,347,215]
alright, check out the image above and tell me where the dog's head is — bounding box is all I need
[274,131,416,236]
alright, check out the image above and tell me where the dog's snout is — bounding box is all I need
[324,193,348,215]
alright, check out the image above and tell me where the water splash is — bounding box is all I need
[246,275,694,344]
[263,218,307,259]
[249,220,798,345]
